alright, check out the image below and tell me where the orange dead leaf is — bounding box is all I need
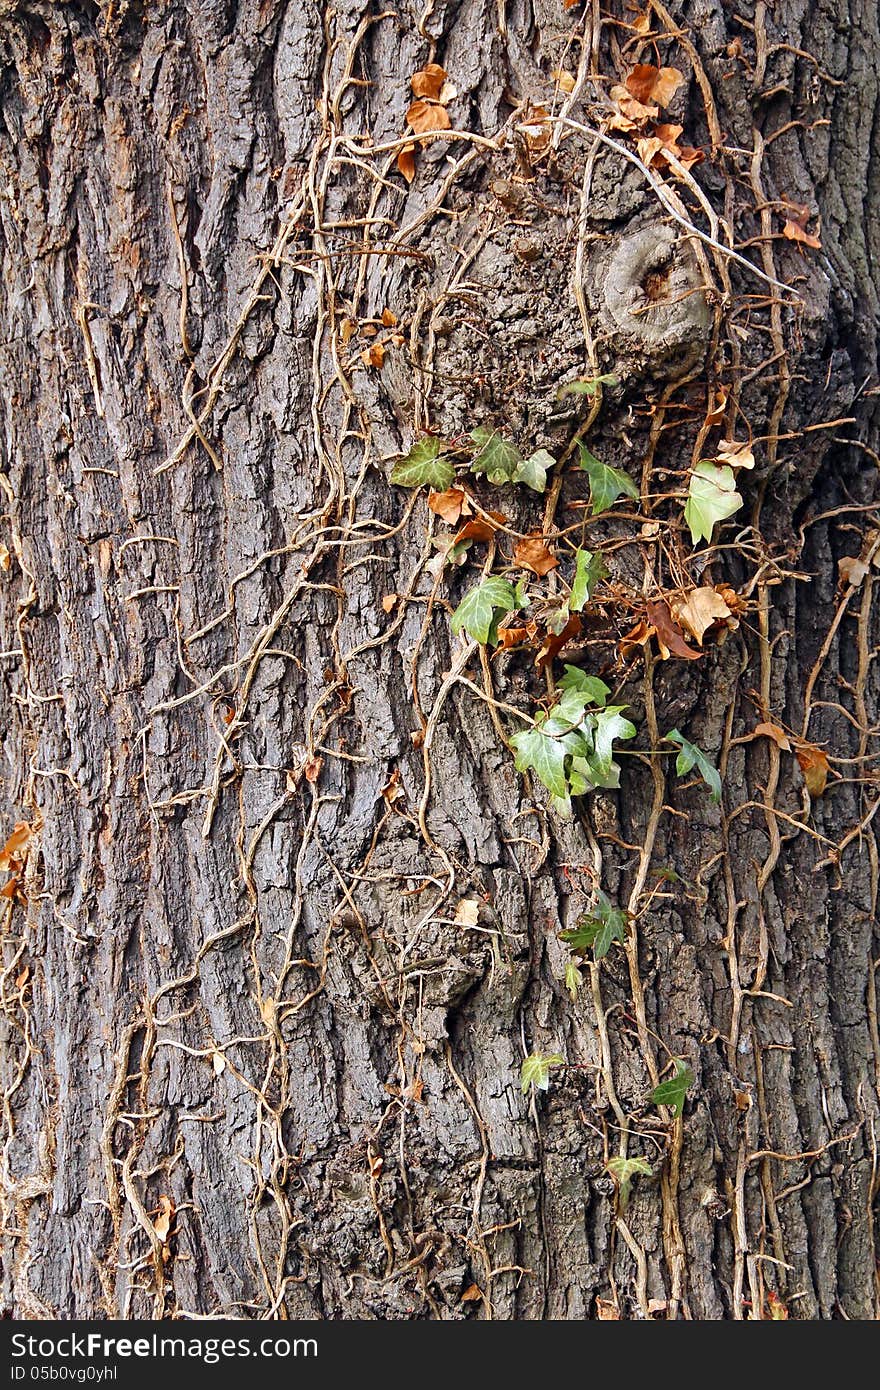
[339,317,357,345]
[672,586,732,645]
[461,1283,484,1302]
[608,83,659,129]
[303,755,323,784]
[619,618,654,661]
[381,307,398,328]
[407,99,451,136]
[381,593,397,614]
[428,487,470,525]
[625,63,684,109]
[646,599,702,661]
[706,386,729,426]
[453,511,506,548]
[152,1195,174,1245]
[397,143,416,183]
[782,218,821,250]
[596,1298,621,1319]
[381,768,404,805]
[551,69,576,93]
[536,613,582,668]
[454,898,480,928]
[754,721,792,752]
[0,543,10,571]
[796,743,830,797]
[839,555,868,589]
[360,341,386,369]
[498,625,531,650]
[410,63,447,101]
[636,135,665,167]
[0,822,33,871]
[717,438,755,470]
[514,534,559,576]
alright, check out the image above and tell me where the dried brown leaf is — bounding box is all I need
[754,721,792,752]
[646,599,702,661]
[796,742,830,797]
[406,99,451,136]
[672,586,732,645]
[625,63,684,108]
[410,63,447,101]
[514,533,559,576]
[428,487,470,525]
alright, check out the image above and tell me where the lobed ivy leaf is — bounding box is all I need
[451,576,519,645]
[590,706,637,783]
[665,728,722,802]
[606,1155,652,1210]
[569,547,607,611]
[557,665,610,707]
[513,448,554,493]
[577,444,639,516]
[510,714,584,800]
[556,373,619,401]
[470,428,522,484]
[684,461,742,544]
[564,960,582,1001]
[390,436,455,490]
[650,1059,695,1118]
[560,890,628,960]
[520,1050,565,1095]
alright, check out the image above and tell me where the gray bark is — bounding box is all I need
[0,0,878,1319]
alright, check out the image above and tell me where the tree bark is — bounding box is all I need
[1,0,878,1320]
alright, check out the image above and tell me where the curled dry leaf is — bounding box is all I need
[551,68,576,93]
[381,306,398,328]
[497,624,531,650]
[514,534,559,576]
[839,555,868,589]
[406,98,452,136]
[428,487,471,525]
[672,586,732,645]
[381,593,397,613]
[645,599,702,661]
[717,438,755,470]
[360,341,385,369]
[536,613,582,668]
[0,542,11,571]
[461,1283,484,1302]
[754,721,791,752]
[0,821,33,871]
[453,511,506,548]
[397,143,416,183]
[608,83,659,129]
[303,754,323,783]
[625,63,684,109]
[453,897,480,927]
[596,1298,621,1320]
[410,63,447,101]
[796,742,830,797]
[152,1195,174,1245]
[519,104,551,152]
[706,386,728,426]
[782,213,821,250]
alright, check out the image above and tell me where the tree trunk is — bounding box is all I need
[1,0,878,1321]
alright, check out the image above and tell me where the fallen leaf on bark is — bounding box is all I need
[754,721,791,751]
[625,63,684,108]
[551,68,576,93]
[536,613,582,667]
[428,487,470,524]
[796,742,830,796]
[454,898,480,927]
[646,599,702,660]
[839,555,868,588]
[515,534,559,576]
[498,624,532,649]
[410,63,447,100]
[152,1195,174,1245]
[304,755,323,783]
[461,1284,484,1302]
[608,83,659,128]
[454,511,506,547]
[360,341,385,369]
[717,438,755,470]
[672,586,732,645]
[381,594,397,613]
[407,99,452,136]
[397,143,416,182]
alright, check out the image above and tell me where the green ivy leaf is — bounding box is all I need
[390,437,454,490]
[564,960,581,1002]
[557,665,610,707]
[513,448,554,493]
[665,728,722,802]
[590,706,637,782]
[470,428,522,484]
[520,1050,565,1095]
[569,548,607,611]
[650,1060,695,1118]
[560,890,627,960]
[450,577,518,645]
[577,445,639,516]
[510,723,572,800]
[606,1155,652,1210]
[684,461,743,544]
[556,373,619,400]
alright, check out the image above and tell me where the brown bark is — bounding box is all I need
[0,0,878,1319]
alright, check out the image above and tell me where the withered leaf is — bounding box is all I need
[406,99,452,136]
[360,341,385,369]
[461,1283,484,1302]
[672,586,732,645]
[428,487,470,524]
[839,555,868,589]
[514,534,559,576]
[498,624,531,650]
[454,898,480,927]
[717,438,755,470]
[646,599,702,661]
[453,511,506,548]
[153,1195,174,1245]
[796,742,830,797]
[397,143,416,183]
[536,613,582,668]
[782,218,821,250]
[0,821,33,871]
[625,63,684,109]
[304,755,323,783]
[410,63,447,101]
[381,593,397,613]
[608,83,659,128]
[754,721,791,752]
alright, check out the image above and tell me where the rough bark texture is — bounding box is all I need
[1,0,878,1320]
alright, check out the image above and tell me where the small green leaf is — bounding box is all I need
[470,428,522,484]
[510,724,570,800]
[556,373,619,401]
[561,890,628,960]
[451,576,517,645]
[513,448,554,493]
[520,1051,565,1094]
[569,548,607,611]
[606,1155,652,1210]
[590,705,637,781]
[557,665,610,707]
[390,437,454,490]
[684,461,743,545]
[577,445,639,516]
[650,1060,695,1118]
[564,960,581,1002]
[665,728,722,803]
